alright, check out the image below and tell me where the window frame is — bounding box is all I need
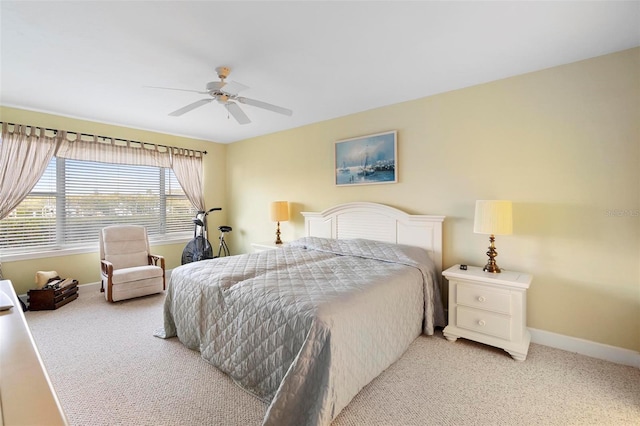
[0,157,195,261]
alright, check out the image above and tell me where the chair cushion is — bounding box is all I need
[109,277,164,302]
[112,265,163,285]
[106,251,149,270]
[102,225,149,270]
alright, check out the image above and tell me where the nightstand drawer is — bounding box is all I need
[456,306,511,340]
[457,282,511,315]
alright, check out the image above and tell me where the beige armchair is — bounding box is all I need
[99,225,165,302]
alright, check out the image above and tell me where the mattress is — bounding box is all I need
[156,237,444,425]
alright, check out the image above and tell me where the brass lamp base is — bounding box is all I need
[482,234,502,273]
[274,221,283,245]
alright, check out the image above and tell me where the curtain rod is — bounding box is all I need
[0,121,207,155]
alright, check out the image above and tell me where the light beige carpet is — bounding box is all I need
[25,285,640,426]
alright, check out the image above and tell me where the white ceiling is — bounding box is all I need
[1,1,639,144]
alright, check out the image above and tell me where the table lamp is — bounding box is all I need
[270,201,290,245]
[473,200,512,273]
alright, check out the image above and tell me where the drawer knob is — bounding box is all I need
[477,296,486,302]
[478,320,486,326]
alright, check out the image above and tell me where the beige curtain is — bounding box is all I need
[170,148,205,212]
[0,123,60,279]
[0,123,60,220]
[56,133,171,167]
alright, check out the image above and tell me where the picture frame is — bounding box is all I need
[335,130,397,186]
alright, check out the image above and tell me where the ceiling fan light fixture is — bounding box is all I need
[215,66,231,80]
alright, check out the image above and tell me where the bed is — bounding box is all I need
[156,202,445,425]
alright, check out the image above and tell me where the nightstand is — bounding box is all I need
[442,265,532,361]
[251,241,284,252]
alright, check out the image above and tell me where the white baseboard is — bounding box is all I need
[78,281,101,291]
[530,327,640,369]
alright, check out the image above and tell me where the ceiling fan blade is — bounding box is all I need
[169,99,213,116]
[220,81,249,96]
[224,102,251,125]
[145,85,208,94]
[237,97,293,116]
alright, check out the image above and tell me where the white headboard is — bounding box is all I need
[301,202,445,276]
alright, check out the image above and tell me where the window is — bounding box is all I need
[0,157,195,255]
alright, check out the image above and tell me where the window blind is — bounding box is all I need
[0,157,195,255]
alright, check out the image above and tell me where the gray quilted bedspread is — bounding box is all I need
[155,237,444,426]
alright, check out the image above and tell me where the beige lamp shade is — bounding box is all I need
[270,201,290,222]
[473,200,513,235]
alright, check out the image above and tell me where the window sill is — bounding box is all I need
[0,234,191,262]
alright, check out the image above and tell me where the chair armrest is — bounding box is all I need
[100,260,115,300]
[101,260,113,277]
[149,254,166,291]
[148,254,165,270]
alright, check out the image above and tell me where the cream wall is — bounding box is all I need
[226,48,640,352]
[0,107,227,295]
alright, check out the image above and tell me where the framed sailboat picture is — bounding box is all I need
[335,130,397,186]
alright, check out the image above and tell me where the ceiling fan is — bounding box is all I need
[152,67,293,125]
